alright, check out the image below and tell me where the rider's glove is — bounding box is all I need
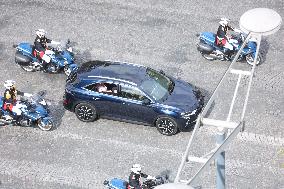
[24,93,33,97]
[147,175,156,180]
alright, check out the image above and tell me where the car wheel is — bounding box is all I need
[156,116,179,136]
[75,103,97,122]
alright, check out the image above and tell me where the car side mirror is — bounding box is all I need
[142,98,151,105]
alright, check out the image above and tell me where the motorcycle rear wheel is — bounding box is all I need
[20,64,35,72]
[37,118,54,131]
[246,54,261,66]
[201,53,215,61]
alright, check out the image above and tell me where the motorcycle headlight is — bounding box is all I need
[67,47,73,53]
[64,60,68,65]
[39,100,47,106]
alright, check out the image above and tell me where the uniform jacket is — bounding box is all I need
[34,36,52,52]
[129,171,148,189]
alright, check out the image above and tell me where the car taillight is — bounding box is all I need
[63,99,69,105]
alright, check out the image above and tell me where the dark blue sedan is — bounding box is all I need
[63,60,203,136]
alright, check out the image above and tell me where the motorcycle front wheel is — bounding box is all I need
[47,63,59,74]
[245,54,261,66]
[37,118,54,131]
[63,65,72,76]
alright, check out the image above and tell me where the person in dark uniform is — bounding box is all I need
[128,164,155,189]
[2,80,32,123]
[216,18,236,55]
[33,29,60,71]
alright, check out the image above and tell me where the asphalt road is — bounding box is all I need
[0,0,283,188]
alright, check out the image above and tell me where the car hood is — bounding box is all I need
[162,79,200,112]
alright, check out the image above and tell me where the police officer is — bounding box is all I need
[216,18,235,52]
[128,164,155,189]
[33,29,59,71]
[2,80,32,124]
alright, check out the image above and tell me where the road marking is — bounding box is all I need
[200,127,284,146]
[236,131,284,146]
[0,158,106,188]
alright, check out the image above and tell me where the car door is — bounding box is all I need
[84,82,127,119]
[117,84,158,124]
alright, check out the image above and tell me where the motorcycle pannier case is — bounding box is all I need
[197,42,214,54]
[15,51,32,65]
[109,178,128,189]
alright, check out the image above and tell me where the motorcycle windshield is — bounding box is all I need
[30,94,45,105]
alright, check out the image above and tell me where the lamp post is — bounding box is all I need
[156,8,282,189]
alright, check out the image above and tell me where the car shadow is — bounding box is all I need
[49,100,66,130]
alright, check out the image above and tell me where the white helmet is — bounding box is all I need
[219,18,230,27]
[4,80,16,90]
[131,164,142,174]
[36,29,46,38]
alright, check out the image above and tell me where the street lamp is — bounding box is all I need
[156,8,281,189]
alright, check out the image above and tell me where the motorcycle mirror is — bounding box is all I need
[142,98,151,105]
[103,180,109,185]
[37,90,47,97]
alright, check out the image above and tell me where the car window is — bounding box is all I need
[85,82,118,95]
[119,85,147,101]
[140,68,174,102]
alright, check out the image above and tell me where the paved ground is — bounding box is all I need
[0,0,283,188]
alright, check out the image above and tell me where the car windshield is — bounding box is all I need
[140,68,174,102]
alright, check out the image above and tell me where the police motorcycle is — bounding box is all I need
[13,39,77,76]
[196,30,262,66]
[103,174,169,189]
[0,91,54,131]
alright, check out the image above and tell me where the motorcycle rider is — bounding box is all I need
[128,164,155,189]
[216,18,235,55]
[2,80,32,124]
[33,29,60,71]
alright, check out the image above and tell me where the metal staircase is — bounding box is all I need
[174,32,261,187]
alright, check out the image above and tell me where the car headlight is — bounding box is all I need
[181,109,197,118]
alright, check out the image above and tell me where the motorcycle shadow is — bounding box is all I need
[259,38,269,63]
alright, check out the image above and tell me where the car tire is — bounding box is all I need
[155,116,179,136]
[75,103,97,122]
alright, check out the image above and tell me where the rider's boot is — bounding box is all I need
[15,115,22,126]
[42,61,49,72]
[224,49,234,60]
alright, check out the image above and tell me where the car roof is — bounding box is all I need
[77,60,148,85]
